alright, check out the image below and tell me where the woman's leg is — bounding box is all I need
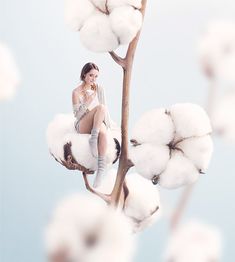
[98,123,108,156]
[93,123,108,188]
[78,104,106,134]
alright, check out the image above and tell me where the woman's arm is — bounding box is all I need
[72,89,89,119]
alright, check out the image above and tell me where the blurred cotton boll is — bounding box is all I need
[46,113,120,171]
[130,103,213,189]
[97,169,162,232]
[198,21,235,81]
[0,43,21,101]
[64,0,143,52]
[163,221,223,262]
[45,194,135,262]
[211,91,235,143]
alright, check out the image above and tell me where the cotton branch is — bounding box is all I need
[110,0,148,206]
[82,173,111,204]
[109,51,126,68]
[170,184,194,230]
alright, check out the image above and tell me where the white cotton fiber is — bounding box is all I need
[130,143,170,180]
[159,152,199,189]
[97,169,162,232]
[131,108,175,145]
[80,12,119,52]
[46,114,76,162]
[163,220,223,262]
[64,0,95,31]
[46,113,119,170]
[178,135,213,172]
[130,103,213,189]
[108,0,142,10]
[0,43,21,101]
[110,6,142,44]
[124,173,162,232]
[170,103,212,138]
[45,193,135,262]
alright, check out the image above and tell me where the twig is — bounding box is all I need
[82,173,111,204]
[170,184,194,230]
[109,51,126,68]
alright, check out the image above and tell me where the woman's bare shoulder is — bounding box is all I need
[72,84,83,94]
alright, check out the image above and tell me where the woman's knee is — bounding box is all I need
[99,124,107,137]
[95,104,106,115]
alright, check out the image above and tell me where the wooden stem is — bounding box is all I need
[82,173,111,204]
[170,184,194,230]
[110,0,148,206]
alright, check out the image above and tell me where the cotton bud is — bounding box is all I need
[45,194,135,262]
[163,221,222,262]
[130,103,213,189]
[0,43,21,101]
[46,113,120,171]
[198,21,235,80]
[211,91,235,143]
[64,0,143,52]
[97,169,162,232]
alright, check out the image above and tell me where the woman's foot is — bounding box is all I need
[89,128,99,158]
[93,156,106,188]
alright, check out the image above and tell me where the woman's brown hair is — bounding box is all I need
[80,62,99,81]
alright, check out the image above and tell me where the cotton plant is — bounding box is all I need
[198,21,235,81]
[46,113,121,173]
[64,0,143,52]
[96,169,162,232]
[0,42,21,101]
[45,193,135,262]
[130,103,213,189]
[163,220,222,262]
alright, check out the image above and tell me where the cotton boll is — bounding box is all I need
[97,170,162,232]
[124,173,162,232]
[45,194,135,262]
[64,0,95,31]
[163,221,222,262]
[47,114,119,169]
[80,12,119,52]
[131,108,175,145]
[211,92,235,143]
[159,152,199,189]
[0,43,20,101]
[130,143,170,180]
[110,6,142,45]
[108,0,142,10]
[46,114,76,162]
[170,103,212,138]
[178,135,213,173]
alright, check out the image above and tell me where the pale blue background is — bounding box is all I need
[1,0,235,261]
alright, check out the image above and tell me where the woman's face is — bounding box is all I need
[84,69,99,85]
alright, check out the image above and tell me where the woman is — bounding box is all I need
[72,62,111,187]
